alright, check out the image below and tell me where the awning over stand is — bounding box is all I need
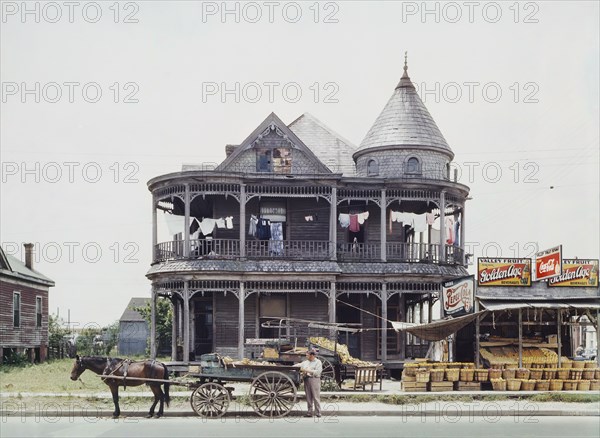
[391,311,487,341]
[478,300,600,311]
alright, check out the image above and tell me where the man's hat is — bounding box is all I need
[307,349,317,356]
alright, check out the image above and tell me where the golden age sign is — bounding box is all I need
[548,259,599,287]
[477,258,532,287]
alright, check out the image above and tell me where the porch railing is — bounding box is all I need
[154,239,465,265]
[245,240,333,260]
[337,243,381,262]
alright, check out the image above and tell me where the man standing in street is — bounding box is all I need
[299,349,322,417]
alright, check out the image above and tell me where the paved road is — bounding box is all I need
[1,416,598,437]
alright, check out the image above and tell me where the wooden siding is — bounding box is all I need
[360,295,378,361]
[0,278,49,350]
[214,293,238,348]
[288,198,329,241]
[289,293,329,343]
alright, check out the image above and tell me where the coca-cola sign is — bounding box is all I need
[477,258,532,287]
[548,259,599,287]
[534,245,562,281]
[442,276,474,317]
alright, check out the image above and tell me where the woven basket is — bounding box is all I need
[590,380,600,391]
[474,369,489,382]
[561,361,573,369]
[542,369,556,380]
[562,380,578,390]
[445,368,460,382]
[577,380,591,391]
[488,369,502,380]
[462,362,475,369]
[416,369,431,383]
[515,369,530,379]
[572,361,586,369]
[596,369,600,379]
[584,361,596,369]
[582,369,596,379]
[432,362,446,369]
[535,380,550,391]
[502,369,517,379]
[521,380,536,391]
[506,379,522,391]
[447,362,462,369]
[430,369,445,382]
[570,370,583,380]
[403,364,418,377]
[530,363,545,369]
[460,368,475,382]
[491,379,506,391]
[556,368,570,380]
[529,369,543,380]
[549,379,563,391]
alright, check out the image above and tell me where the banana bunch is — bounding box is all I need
[309,337,378,367]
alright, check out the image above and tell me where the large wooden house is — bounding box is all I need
[147,64,470,369]
[0,244,55,363]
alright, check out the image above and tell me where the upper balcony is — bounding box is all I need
[153,239,465,265]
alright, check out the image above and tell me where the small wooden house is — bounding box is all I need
[0,244,55,363]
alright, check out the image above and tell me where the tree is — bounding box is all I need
[102,321,119,355]
[135,299,172,356]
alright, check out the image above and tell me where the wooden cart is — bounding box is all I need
[187,353,302,418]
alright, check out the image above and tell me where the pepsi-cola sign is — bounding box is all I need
[442,275,475,317]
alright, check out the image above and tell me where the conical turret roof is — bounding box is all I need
[355,59,453,158]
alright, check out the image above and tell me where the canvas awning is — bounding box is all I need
[478,300,600,311]
[391,311,487,341]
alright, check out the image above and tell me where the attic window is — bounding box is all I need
[256,147,291,174]
[406,157,421,174]
[367,159,379,176]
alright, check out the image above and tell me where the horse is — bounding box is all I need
[70,355,170,418]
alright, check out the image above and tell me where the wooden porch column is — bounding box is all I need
[439,191,446,262]
[329,187,337,261]
[240,184,246,258]
[238,282,245,359]
[184,184,190,257]
[329,282,336,324]
[171,297,177,361]
[460,203,466,265]
[399,293,405,360]
[380,189,386,262]
[152,193,157,262]
[557,309,562,367]
[183,281,190,362]
[381,284,388,362]
[518,308,523,368]
[428,295,433,323]
[475,314,481,368]
[150,287,157,359]
[596,309,600,367]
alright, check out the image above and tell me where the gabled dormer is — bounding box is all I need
[217,112,333,176]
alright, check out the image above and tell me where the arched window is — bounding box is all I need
[367,159,379,176]
[406,157,421,174]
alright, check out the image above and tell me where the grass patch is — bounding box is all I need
[0,358,171,394]
[528,393,600,403]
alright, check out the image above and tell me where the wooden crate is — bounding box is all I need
[402,382,428,392]
[401,375,416,382]
[454,381,481,391]
[428,381,454,392]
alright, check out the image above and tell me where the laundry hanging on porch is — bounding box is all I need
[163,213,196,236]
[445,217,455,244]
[249,215,258,236]
[269,222,284,255]
[198,218,217,235]
[256,218,271,240]
[338,213,350,228]
[453,219,461,246]
[389,211,427,233]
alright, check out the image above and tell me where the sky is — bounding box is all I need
[1,1,599,327]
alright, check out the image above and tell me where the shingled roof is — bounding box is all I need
[288,113,357,176]
[356,62,452,158]
[120,297,150,322]
[0,247,55,287]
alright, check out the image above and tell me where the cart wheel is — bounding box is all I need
[190,382,230,418]
[320,358,339,387]
[249,371,297,418]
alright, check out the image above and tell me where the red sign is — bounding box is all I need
[534,245,562,281]
[442,276,474,317]
[548,259,599,287]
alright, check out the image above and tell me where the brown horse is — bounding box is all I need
[70,356,170,418]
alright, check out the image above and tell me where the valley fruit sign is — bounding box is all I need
[548,259,599,287]
[534,245,562,281]
[477,258,531,287]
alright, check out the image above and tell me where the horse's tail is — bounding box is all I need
[163,364,170,408]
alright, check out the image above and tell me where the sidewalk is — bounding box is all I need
[2,379,599,418]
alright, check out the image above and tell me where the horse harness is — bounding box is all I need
[103,358,132,388]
